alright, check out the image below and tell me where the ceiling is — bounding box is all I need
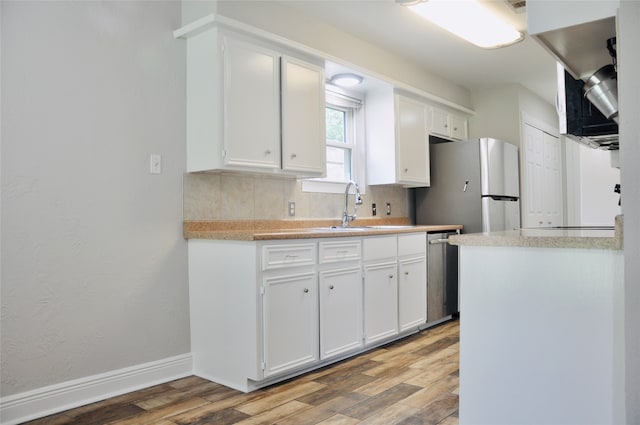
[278,0,559,105]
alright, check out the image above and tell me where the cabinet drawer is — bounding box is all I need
[398,233,426,257]
[363,236,397,262]
[262,243,316,270]
[318,240,361,264]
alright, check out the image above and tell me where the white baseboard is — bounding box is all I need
[0,353,192,425]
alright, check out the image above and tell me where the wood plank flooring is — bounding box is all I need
[22,320,459,425]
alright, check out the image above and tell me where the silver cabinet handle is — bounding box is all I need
[303,288,309,293]
[429,238,449,245]
[329,285,334,290]
[463,180,469,192]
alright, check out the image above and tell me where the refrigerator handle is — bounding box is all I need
[463,179,469,192]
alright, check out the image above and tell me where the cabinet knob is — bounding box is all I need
[404,168,408,173]
[444,124,448,128]
[453,127,458,131]
[329,285,334,290]
[303,288,309,293]
[404,271,409,276]
[265,150,272,155]
[291,153,297,159]
[388,275,394,279]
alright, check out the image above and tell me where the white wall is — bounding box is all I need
[619,1,640,422]
[468,83,558,148]
[0,1,189,397]
[574,144,621,226]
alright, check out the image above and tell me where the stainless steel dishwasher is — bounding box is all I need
[427,231,459,324]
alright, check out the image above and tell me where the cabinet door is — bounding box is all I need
[281,56,326,176]
[263,272,318,377]
[363,262,398,344]
[396,95,430,185]
[223,36,280,169]
[399,256,427,332]
[429,107,450,138]
[450,115,468,141]
[319,267,363,360]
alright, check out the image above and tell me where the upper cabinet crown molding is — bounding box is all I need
[175,14,474,116]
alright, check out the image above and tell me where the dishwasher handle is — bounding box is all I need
[428,238,450,245]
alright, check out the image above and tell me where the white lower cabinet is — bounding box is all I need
[398,258,427,331]
[363,236,399,345]
[398,233,427,332]
[187,232,431,393]
[363,261,399,344]
[319,267,363,360]
[263,272,319,377]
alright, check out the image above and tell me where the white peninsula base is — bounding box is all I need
[457,245,625,425]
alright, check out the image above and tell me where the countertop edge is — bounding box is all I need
[449,215,624,251]
[183,219,463,240]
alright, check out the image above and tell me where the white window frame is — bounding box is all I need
[302,86,366,194]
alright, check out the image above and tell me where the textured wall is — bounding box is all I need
[183,173,409,221]
[0,1,189,396]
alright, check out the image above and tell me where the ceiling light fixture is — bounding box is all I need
[330,73,364,87]
[398,0,524,49]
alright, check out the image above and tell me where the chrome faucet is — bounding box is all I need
[342,180,363,227]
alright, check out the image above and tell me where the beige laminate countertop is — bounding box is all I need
[184,218,463,241]
[449,215,624,250]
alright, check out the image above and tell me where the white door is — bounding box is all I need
[319,267,363,360]
[522,123,563,227]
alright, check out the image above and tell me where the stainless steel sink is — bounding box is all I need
[367,225,415,229]
[307,225,415,232]
[310,226,372,232]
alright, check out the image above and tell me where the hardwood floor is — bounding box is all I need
[23,320,459,425]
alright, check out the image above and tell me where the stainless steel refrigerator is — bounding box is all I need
[414,138,520,234]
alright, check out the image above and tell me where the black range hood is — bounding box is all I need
[558,66,618,150]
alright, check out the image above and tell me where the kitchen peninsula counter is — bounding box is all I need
[183,218,462,240]
[453,215,625,425]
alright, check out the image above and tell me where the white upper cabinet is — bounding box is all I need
[180,25,325,176]
[281,57,326,175]
[366,90,430,187]
[429,107,468,141]
[223,36,281,170]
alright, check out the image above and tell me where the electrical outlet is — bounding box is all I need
[372,203,377,216]
[386,203,391,215]
[150,154,162,174]
[288,201,296,217]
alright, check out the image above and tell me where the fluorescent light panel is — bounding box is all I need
[406,0,524,49]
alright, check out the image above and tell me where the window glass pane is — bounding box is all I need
[325,107,345,144]
[326,146,351,181]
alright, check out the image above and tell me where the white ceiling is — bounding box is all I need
[279,0,559,105]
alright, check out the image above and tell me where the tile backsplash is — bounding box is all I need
[183,173,409,221]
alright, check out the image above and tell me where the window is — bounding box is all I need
[302,87,364,193]
[325,105,354,182]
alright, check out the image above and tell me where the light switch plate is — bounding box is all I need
[150,154,161,174]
